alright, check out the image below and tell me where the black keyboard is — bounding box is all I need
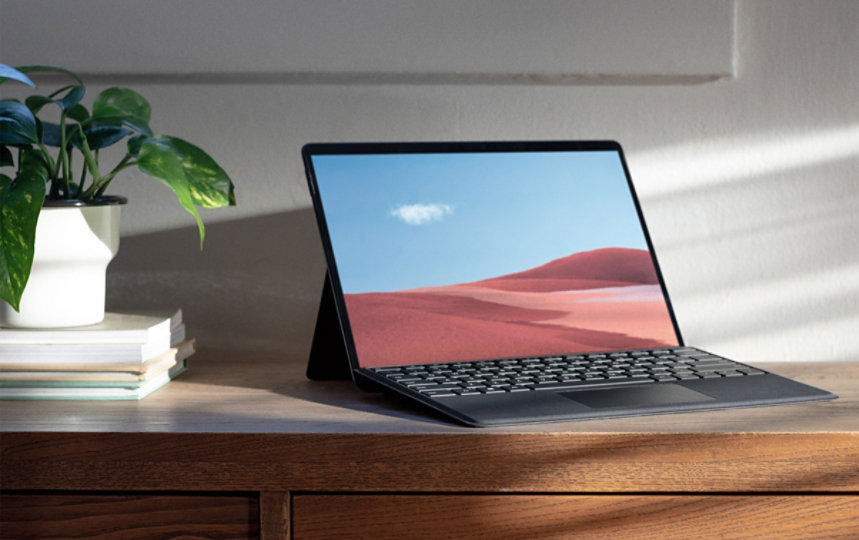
[369,347,766,398]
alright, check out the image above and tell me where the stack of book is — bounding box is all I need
[0,309,194,400]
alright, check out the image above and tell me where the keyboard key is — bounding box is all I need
[533,378,655,391]
[406,382,441,389]
[692,364,739,373]
[415,384,463,392]
[397,377,427,383]
[421,389,459,397]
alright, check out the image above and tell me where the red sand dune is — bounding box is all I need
[347,305,669,366]
[463,277,635,293]
[345,247,678,366]
[473,247,659,292]
[348,292,568,324]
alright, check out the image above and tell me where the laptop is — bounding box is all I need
[302,140,836,427]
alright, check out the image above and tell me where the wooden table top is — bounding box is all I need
[2,351,858,493]
[2,348,856,435]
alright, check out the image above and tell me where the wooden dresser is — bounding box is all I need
[2,350,857,539]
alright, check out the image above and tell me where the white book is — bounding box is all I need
[0,310,184,367]
[0,361,188,400]
[0,340,196,382]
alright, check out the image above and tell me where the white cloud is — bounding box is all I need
[390,203,453,225]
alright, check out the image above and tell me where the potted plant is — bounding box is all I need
[0,64,235,328]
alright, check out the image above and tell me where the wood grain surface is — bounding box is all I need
[259,491,290,540]
[0,492,258,539]
[293,494,859,540]
[2,431,858,493]
[2,357,857,538]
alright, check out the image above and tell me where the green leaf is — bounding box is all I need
[137,135,235,248]
[66,104,89,123]
[56,85,86,112]
[40,122,64,147]
[0,146,12,167]
[24,95,54,115]
[0,154,48,311]
[10,65,84,86]
[0,100,39,145]
[91,87,152,136]
[0,64,36,87]
[41,122,124,150]
[127,134,146,157]
[27,86,87,117]
[70,123,131,150]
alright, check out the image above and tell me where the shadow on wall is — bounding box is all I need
[106,207,327,357]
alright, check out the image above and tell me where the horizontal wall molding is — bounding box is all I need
[2,0,735,86]
[29,71,728,87]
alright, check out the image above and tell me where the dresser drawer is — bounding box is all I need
[293,494,859,539]
[0,492,259,539]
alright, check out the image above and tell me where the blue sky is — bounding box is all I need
[311,150,650,293]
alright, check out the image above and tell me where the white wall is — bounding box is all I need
[2,0,857,364]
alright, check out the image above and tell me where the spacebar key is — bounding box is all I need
[533,377,655,391]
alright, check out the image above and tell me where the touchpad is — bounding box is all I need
[561,384,714,409]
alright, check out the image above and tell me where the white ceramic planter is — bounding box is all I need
[0,198,125,328]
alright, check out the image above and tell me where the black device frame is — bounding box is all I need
[302,140,684,382]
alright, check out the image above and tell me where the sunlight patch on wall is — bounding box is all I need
[681,262,859,359]
[629,124,859,198]
[711,309,859,364]
[625,127,859,363]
